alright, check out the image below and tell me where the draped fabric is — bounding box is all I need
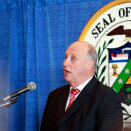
[0,0,112,131]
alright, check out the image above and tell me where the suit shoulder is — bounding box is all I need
[94,79,121,106]
[96,79,116,95]
[50,84,69,95]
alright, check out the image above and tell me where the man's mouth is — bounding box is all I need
[64,69,71,74]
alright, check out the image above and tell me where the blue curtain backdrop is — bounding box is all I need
[0,0,113,130]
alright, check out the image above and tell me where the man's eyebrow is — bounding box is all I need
[70,52,76,55]
[65,52,78,57]
[71,52,79,57]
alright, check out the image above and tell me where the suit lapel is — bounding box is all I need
[56,85,70,124]
[58,76,98,128]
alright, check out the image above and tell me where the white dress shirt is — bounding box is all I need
[65,76,93,110]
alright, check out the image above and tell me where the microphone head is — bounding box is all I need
[27,82,36,91]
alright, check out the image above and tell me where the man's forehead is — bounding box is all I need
[65,50,77,56]
[65,46,79,53]
[65,44,87,54]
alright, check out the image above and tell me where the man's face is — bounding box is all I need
[63,43,88,87]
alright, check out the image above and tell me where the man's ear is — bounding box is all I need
[86,60,95,70]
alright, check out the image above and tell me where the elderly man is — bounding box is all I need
[40,41,123,131]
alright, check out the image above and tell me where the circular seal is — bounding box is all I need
[79,0,131,127]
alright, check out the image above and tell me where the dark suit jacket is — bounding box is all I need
[40,76,123,131]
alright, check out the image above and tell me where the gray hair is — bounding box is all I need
[86,44,97,69]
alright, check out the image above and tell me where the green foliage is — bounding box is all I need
[95,38,114,84]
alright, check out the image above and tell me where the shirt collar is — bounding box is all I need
[70,76,93,91]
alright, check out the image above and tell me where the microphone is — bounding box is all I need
[0,82,36,103]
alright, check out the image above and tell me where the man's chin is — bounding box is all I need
[64,76,71,82]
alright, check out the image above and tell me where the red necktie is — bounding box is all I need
[66,88,80,112]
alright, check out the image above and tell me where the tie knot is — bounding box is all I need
[71,88,80,95]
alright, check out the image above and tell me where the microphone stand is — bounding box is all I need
[0,96,18,108]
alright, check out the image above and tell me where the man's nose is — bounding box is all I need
[63,58,69,67]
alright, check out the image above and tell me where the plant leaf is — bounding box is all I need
[98,66,106,79]
[101,76,105,84]
[98,47,101,58]
[122,106,129,114]
[94,72,97,77]
[108,38,114,45]
[101,55,106,64]
[103,41,106,49]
